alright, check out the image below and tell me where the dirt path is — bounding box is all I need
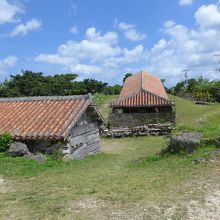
[67,190,220,220]
[186,190,220,220]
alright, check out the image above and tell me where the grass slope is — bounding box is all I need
[0,94,220,219]
[92,93,117,122]
[171,95,220,130]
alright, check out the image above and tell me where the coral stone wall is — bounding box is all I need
[109,111,175,128]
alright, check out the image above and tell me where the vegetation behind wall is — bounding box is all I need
[0,132,13,152]
[167,76,220,102]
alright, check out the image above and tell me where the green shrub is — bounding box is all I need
[50,147,63,160]
[0,132,13,152]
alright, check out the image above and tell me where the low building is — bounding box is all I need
[0,94,104,159]
[108,71,175,136]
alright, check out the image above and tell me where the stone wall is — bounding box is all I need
[109,112,175,128]
[103,123,172,138]
[25,140,62,154]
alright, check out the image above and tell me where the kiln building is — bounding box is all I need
[109,71,175,131]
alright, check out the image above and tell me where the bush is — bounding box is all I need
[50,146,63,160]
[0,132,13,152]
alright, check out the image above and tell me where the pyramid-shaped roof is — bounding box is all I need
[111,71,173,107]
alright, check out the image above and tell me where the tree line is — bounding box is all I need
[167,76,220,102]
[0,70,122,97]
[0,70,220,103]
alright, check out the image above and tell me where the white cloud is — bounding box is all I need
[116,21,147,41]
[0,56,17,79]
[10,18,41,37]
[124,29,147,42]
[35,2,220,85]
[179,0,193,6]
[122,45,144,63]
[145,4,220,85]
[151,39,167,53]
[118,22,135,30]
[69,25,78,34]
[70,64,102,75]
[36,27,121,63]
[0,0,23,24]
[195,4,220,29]
[0,56,17,67]
[35,27,145,78]
[35,54,75,65]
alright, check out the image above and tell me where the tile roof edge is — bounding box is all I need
[110,90,143,107]
[110,89,174,107]
[0,95,90,103]
[63,99,91,140]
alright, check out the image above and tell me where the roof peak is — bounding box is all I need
[119,70,169,101]
[0,94,91,103]
[126,70,160,81]
[138,70,160,79]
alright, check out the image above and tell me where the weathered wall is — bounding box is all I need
[25,110,101,160]
[109,112,175,128]
[63,110,101,160]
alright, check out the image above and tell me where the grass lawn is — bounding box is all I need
[1,94,220,219]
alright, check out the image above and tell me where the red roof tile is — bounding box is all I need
[0,95,102,141]
[111,70,173,107]
[112,90,172,107]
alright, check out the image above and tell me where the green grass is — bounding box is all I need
[171,95,220,139]
[171,95,220,131]
[1,94,220,219]
[93,93,117,121]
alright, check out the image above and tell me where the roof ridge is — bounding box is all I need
[0,95,90,103]
[141,70,160,79]
[141,70,144,91]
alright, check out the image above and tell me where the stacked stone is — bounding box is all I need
[103,123,172,138]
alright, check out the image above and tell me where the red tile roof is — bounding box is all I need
[0,95,103,141]
[112,90,172,107]
[111,70,173,107]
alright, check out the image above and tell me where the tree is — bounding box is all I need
[0,71,79,97]
[169,76,216,102]
[173,81,185,96]
[103,84,122,95]
[210,81,220,102]
[79,79,108,94]
[47,73,78,95]
[0,70,48,97]
[123,73,132,84]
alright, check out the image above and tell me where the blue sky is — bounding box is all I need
[0,0,220,86]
